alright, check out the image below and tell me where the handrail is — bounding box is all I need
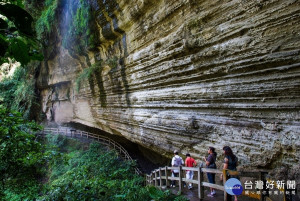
[38,127,142,175]
[146,166,270,201]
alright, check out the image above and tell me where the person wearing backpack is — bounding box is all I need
[170,150,184,187]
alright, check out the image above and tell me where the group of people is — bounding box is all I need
[171,146,238,200]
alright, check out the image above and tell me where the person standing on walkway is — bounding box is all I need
[221,146,239,201]
[204,147,217,197]
[171,150,184,187]
[185,153,197,189]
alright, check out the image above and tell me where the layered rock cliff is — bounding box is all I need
[36,0,299,180]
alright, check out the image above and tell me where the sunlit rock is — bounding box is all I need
[37,0,300,183]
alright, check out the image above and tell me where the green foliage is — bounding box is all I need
[0,0,24,8]
[0,1,43,65]
[41,142,143,200]
[0,127,188,200]
[38,138,188,201]
[62,0,99,53]
[3,182,40,201]
[75,57,118,92]
[0,107,43,199]
[75,61,101,92]
[35,0,58,41]
[0,65,37,119]
[35,0,99,53]
[147,186,188,201]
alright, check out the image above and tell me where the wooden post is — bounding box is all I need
[260,171,267,201]
[155,171,158,187]
[165,166,169,187]
[179,166,182,192]
[159,167,162,188]
[223,169,227,201]
[198,166,201,199]
[151,173,153,185]
[198,166,204,200]
[223,169,232,201]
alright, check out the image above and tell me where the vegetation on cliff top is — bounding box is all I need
[35,0,59,42]
[35,0,99,54]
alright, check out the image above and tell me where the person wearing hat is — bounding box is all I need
[185,153,197,189]
[170,150,184,187]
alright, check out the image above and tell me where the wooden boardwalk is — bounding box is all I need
[170,187,257,201]
[146,166,273,201]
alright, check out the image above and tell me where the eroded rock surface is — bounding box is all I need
[38,0,300,182]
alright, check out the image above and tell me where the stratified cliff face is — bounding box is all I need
[37,0,300,178]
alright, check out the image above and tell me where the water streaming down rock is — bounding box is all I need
[36,0,300,190]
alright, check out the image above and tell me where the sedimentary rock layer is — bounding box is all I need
[38,0,300,181]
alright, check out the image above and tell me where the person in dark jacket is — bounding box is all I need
[204,147,217,197]
[222,146,238,201]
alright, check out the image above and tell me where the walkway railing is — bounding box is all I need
[146,166,270,201]
[38,127,142,175]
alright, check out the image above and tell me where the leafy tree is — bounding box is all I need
[0,107,43,199]
[0,65,37,119]
[0,0,42,65]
